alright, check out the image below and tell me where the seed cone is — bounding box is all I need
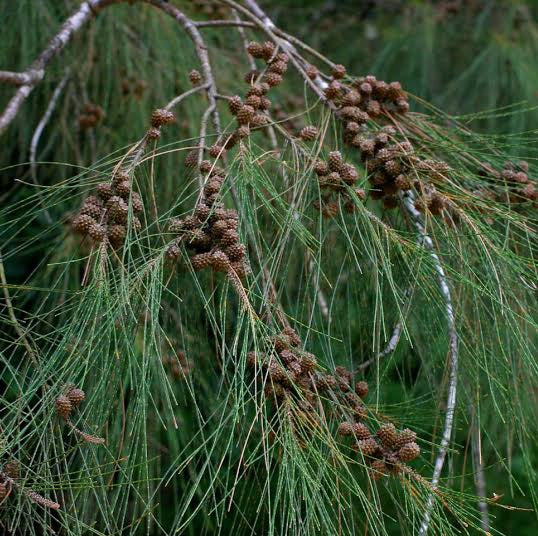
[56,395,72,419]
[151,108,175,127]
[299,126,319,141]
[67,387,85,407]
[376,423,398,449]
[398,442,420,462]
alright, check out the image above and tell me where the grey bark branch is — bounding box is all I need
[401,192,459,535]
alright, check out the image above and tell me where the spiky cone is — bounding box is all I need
[251,113,269,127]
[225,244,247,262]
[337,421,353,436]
[269,60,288,75]
[88,223,106,243]
[325,152,342,173]
[264,72,282,87]
[166,243,181,261]
[376,423,398,449]
[56,395,72,419]
[72,214,95,235]
[299,126,318,142]
[398,442,420,462]
[324,80,342,100]
[151,108,175,127]
[226,97,242,117]
[0,481,7,500]
[314,160,329,176]
[112,170,129,188]
[184,149,198,168]
[237,105,255,125]
[394,174,412,191]
[305,64,318,80]
[245,94,261,110]
[79,202,103,219]
[370,459,388,480]
[396,98,409,114]
[190,252,212,271]
[107,224,127,247]
[261,40,276,60]
[300,352,317,372]
[282,327,301,347]
[331,64,346,79]
[246,41,264,58]
[353,402,368,420]
[355,380,369,399]
[67,387,85,407]
[208,144,225,159]
[209,251,230,272]
[396,428,417,449]
[4,460,19,479]
[340,163,358,185]
[147,127,160,140]
[352,422,371,440]
[317,374,337,391]
[96,182,113,200]
[366,99,381,117]
[356,438,379,457]
[115,180,132,198]
[188,69,202,85]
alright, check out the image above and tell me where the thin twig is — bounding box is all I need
[29,71,70,224]
[401,191,459,536]
[195,19,254,28]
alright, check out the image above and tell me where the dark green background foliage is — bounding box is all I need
[0,1,537,535]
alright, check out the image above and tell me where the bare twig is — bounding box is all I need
[195,19,254,28]
[401,191,459,535]
[0,70,44,86]
[0,0,124,135]
[29,71,70,224]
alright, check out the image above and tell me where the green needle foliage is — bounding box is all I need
[0,1,537,535]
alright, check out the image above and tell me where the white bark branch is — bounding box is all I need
[401,191,459,535]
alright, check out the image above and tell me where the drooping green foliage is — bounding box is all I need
[0,2,537,536]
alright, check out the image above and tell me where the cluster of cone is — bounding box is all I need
[476,160,537,205]
[210,40,288,148]
[338,420,420,480]
[167,160,249,279]
[308,63,452,214]
[247,327,420,479]
[312,150,365,217]
[323,66,409,118]
[71,169,143,247]
[56,385,105,445]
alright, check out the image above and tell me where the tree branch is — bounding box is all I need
[401,191,459,535]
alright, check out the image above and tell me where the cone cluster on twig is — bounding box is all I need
[475,160,537,207]
[167,160,249,280]
[312,151,365,217]
[338,419,421,480]
[55,385,105,445]
[71,168,143,247]
[215,41,290,149]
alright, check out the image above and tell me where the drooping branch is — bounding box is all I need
[402,191,459,535]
